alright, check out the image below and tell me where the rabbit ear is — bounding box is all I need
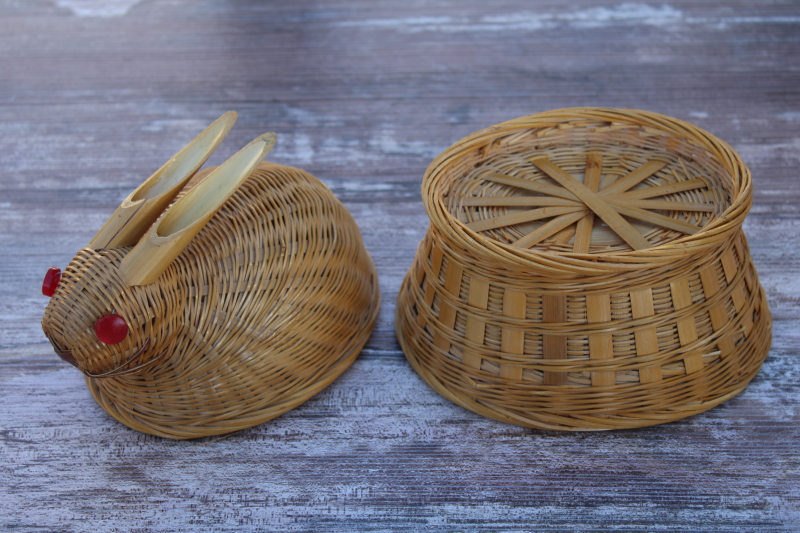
[118,133,277,286]
[89,112,238,250]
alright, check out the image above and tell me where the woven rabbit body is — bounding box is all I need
[41,113,380,439]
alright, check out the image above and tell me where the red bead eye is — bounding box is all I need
[42,267,61,297]
[95,314,129,345]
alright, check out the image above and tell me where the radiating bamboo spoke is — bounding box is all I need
[607,201,702,234]
[573,153,603,253]
[463,154,712,252]
[599,160,668,196]
[552,225,577,245]
[608,178,708,200]
[460,196,580,207]
[482,173,578,201]
[531,156,651,250]
[618,199,714,212]
[466,205,584,232]
[513,210,589,248]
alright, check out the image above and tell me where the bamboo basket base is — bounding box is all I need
[395,108,772,431]
[396,270,771,432]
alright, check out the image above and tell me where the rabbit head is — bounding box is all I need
[41,247,182,376]
[41,113,276,377]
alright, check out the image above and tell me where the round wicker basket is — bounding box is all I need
[395,108,772,430]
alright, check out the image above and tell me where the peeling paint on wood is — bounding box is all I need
[0,0,798,531]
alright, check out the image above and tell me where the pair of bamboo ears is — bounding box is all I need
[88,112,276,286]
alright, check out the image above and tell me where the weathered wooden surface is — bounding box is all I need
[1,0,798,531]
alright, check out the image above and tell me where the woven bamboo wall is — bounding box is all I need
[396,109,772,430]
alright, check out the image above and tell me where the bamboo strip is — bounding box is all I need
[699,265,735,358]
[721,250,738,284]
[599,160,668,196]
[552,225,577,245]
[418,244,444,327]
[630,288,662,383]
[430,244,445,278]
[513,210,589,248]
[573,153,603,253]
[615,199,714,212]
[464,276,490,369]
[608,178,708,200]
[721,251,746,311]
[670,277,704,374]
[419,283,436,327]
[460,196,580,207]
[500,289,526,380]
[433,263,464,352]
[415,239,432,285]
[542,294,567,386]
[531,156,652,250]
[466,205,583,232]
[586,294,615,387]
[607,201,702,234]
[482,172,579,201]
[731,283,747,312]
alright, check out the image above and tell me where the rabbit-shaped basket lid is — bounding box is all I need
[42,113,380,439]
[396,108,771,431]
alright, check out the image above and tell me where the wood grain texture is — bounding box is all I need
[0,0,798,531]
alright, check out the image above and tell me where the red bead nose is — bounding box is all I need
[95,314,129,345]
[42,267,61,297]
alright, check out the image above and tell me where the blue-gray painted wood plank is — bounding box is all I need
[0,1,798,531]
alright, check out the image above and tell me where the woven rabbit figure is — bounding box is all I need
[41,112,380,439]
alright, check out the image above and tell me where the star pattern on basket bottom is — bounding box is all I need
[461,154,714,251]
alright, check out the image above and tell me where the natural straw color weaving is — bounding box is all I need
[396,108,771,430]
[42,114,380,439]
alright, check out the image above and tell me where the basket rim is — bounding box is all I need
[422,107,753,274]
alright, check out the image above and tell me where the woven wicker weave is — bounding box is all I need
[396,108,771,430]
[42,124,379,439]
